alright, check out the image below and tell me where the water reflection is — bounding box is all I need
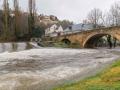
[0,42,34,53]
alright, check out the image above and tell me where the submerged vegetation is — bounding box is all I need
[53,42,81,48]
[54,60,120,90]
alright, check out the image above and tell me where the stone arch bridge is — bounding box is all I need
[52,27,120,48]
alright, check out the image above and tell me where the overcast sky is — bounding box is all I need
[0,0,119,23]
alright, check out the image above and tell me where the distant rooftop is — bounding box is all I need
[69,23,94,31]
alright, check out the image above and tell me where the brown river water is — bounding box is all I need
[0,42,119,90]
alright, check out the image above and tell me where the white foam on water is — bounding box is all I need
[0,80,20,90]
[0,48,98,61]
[0,48,118,90]
[0,65,84,89]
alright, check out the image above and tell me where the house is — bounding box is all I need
[38,14,58,25]
[45,24,64,37]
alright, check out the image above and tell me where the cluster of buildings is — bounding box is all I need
[9,12,95,38]
[45,23,95,37]
[38,14,58,25]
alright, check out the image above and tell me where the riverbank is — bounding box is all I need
[36,41,82,48]
[54,59,120,90]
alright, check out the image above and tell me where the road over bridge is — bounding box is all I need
[52,27,120,48]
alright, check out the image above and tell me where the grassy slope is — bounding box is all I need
[54,60,120,90]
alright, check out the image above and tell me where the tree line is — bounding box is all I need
[0,0,74,42]
[83,1,120,28]
[0,0,37,41]
[82,1,120,48]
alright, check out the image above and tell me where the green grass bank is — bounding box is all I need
[54,60,120,90]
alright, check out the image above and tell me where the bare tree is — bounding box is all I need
[87,8,103,28]
[104,12,111,27]
[109,2,120,26]
[14,0,21,39]
[28,0,36,38]
[3,0,10,40]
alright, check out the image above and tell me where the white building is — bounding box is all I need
[45,24,64,37]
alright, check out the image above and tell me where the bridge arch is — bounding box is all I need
[83,33,120,48]
[61,39,71,45]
